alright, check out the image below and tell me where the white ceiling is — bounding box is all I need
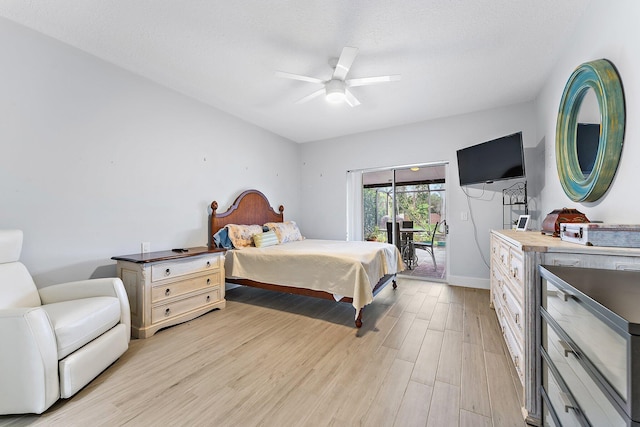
[0,1,589,143]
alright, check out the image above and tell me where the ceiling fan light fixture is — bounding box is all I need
[277,46,398,107]
[325,79,346,103]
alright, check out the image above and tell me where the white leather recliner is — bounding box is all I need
[0,230,130,415]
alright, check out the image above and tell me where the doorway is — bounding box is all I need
[359,163,448,281]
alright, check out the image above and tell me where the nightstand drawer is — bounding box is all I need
[152,287,221,323]
[151,254,220,282]
[151,271,221,303]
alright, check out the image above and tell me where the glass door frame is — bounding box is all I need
[347,161,449,281]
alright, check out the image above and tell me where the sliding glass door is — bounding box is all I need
[356,163,448,281]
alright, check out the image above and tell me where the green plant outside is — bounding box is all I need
[363,184,443,243]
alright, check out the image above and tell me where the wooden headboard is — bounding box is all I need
[210,190,284,247]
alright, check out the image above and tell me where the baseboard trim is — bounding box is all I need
[447,275,490,290]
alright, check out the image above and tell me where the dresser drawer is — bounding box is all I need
[541,353,588,427]
[542,272,628,401]
[491,261,506,297]
[151,254,221,282]
[151,287,221,323]
[498,241,510,271]
[544,252,640,271]
[492,260,523,306]
[502,273,523,307]
[494,293,524,384]
[497,277,523,335]
[541,387,561,427]
[542,314,627,426]
[490,235,503,261]
[509,248,524,287]
[151,271,221,303]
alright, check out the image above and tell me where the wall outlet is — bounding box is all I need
[141,242,151,253]
[461,211,469,221]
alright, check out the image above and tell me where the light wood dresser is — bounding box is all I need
[112,247,226,339]
[490,229,640,426]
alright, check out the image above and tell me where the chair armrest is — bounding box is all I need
[39,278,123,302]
[0,307,59,414]
[39,278,131,343]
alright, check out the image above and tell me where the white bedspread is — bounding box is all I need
[225,239,404,313]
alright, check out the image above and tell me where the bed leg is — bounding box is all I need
[355,308,363,328]
[392,279,397,290]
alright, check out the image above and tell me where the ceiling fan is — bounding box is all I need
[275,46,401,107]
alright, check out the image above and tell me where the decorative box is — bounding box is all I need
[541,208,590,237]
[560,223,640,247]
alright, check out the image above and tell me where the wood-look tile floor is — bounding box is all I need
[0,279,526,427]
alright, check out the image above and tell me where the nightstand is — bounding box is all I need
[112,247,226,338]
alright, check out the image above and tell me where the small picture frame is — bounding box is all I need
[515,215,531,231]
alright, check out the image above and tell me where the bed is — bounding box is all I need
[209,189,403,327]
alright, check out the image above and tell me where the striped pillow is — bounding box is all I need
[253,230,279,248]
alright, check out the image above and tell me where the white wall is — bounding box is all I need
[6,0,634,291]
[299,103,538,289]
[0,18,300,286]
[535,0,640,222]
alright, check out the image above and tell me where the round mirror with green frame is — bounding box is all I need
[556,59,625,202]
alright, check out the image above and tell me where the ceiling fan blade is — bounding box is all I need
[344,89,361,107]
[275,71,324,85]
[295,88,325,104]
[346,75,401,87]
[332,46,359,81]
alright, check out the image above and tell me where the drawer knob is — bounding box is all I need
[558,340,576,357]
[206,261,211,268]
[559,391,576,413]
[207,278,211,285]
[206,295,211,302]
[512,267,518,277]
[165,268,171,276]
[164,308,171,316]
[515,313,519,324]
[165,288,171,296]
[556,289,571,302]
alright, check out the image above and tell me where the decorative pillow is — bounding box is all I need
[264,221,304,244]
[252,230,279,248]
[226,224,263,248]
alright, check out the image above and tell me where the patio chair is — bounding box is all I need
[414,221,439,270]
[386,221,401,252]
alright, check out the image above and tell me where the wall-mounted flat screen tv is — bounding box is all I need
[456,131,525,186]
